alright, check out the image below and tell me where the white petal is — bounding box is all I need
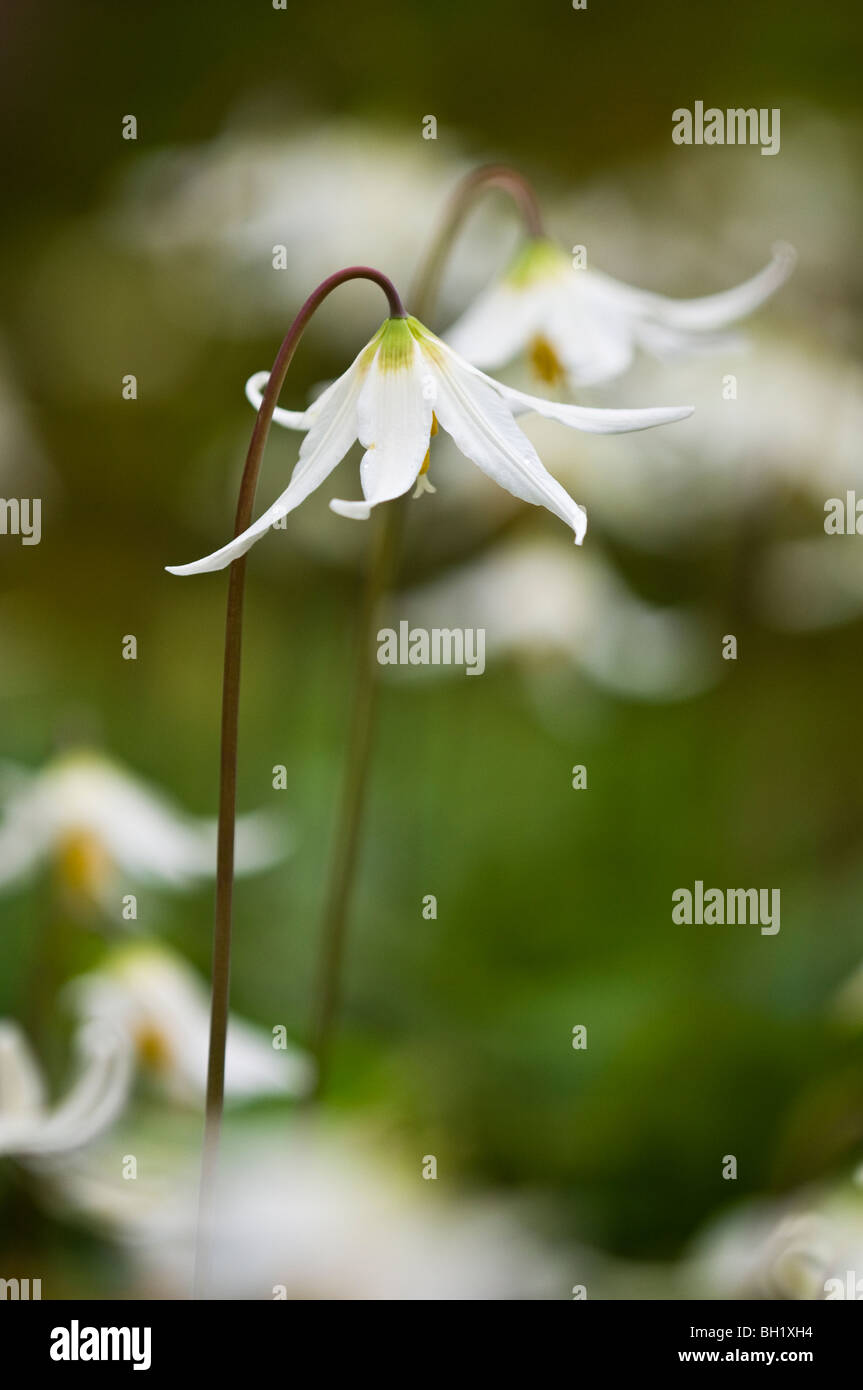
[444,281,547,372]
[28,1023,132,1154]
[0,1022,131,1157]
[71,946,314,1105]
[544,289,635,387]
[167,357,364,575]
[429,353,587,543]
[0,1021,46,1120]
[245,371,317,429]
[497,378,694,434]
[584,242,797,333]
[330,338,432,520]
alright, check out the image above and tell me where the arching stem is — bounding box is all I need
[409,163,546,323]
[194,266,404,1299]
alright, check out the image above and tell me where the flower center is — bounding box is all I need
[528,334,566,386]
[56,830,111,898]
[135,1022,173,1072]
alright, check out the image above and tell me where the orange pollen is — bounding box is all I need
[135,1023,173,1072]
[419,412,439,475]
[528,334,565,386]
[56,830,111,896]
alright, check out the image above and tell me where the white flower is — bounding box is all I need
[685,1185,863,1300]
[0,748,286,907]
[52,1120,569,1299]
[67,942,313,1105]
[444,236,796,389]
[166,316,693,575]
[0,1019,131,1158]
[394,537,715,701]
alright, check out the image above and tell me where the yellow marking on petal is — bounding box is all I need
[528,334,566,387]
[56,831,112,898]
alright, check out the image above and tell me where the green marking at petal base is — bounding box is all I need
[375,316,416,372]
[504,237,567,289]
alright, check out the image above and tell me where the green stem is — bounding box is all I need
[308,496,407,1093]
[193,265,404,1300]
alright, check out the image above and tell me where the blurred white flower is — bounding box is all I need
[0,1019,131,1158]
[394,537,715,701]
[0,749,286,910]
[168,317,692,575]
[758,538,863,634]
[445,235,795,389]
[67,941,313,1105]
[525,335,863,550]
[53,1120,569,1300]
[109,123,480,344]
[685,1184,863,1300]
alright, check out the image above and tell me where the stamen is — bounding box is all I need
[528,334,566,386]
[413,414,439,498]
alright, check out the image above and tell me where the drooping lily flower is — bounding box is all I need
[166,315,693,574]
[0,1019,131,1158]
[444,237,797,389]
[68,942,314,1105]
[0,749,286,911]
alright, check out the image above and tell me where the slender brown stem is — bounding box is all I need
[193,265,404,1299]
[309,496,407,1093]
[409,163,546,324]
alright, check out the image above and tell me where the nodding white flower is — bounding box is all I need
[0,749,286,910]
[444,237,797,389]
[166,316,693,575]
[68,942,314,1105]
[0,1019,131,1158]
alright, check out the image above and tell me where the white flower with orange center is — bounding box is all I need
[166,315,693,574]
[0,749,286,910]
[444,237,797,389]
[68,942,313,1105]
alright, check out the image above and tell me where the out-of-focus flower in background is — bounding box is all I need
[51,1119,570,1300]
[107,123,478,344]
[0,1019,131,1159]
[684,1181,863,1300]
[524,336,863,550]
[758,537,863,634]
[67,941,313,1105]
[0,749,287,915]
[445,235,795,389]
[393,536,716,702]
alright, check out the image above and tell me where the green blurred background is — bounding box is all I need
[1,0,862,1297]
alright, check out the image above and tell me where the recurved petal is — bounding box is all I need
[495,377,694,434]
[244,371,319,430]
[0,1020,46,1122]
[585,242,797,332]
[28,1022,132,1155]
[431,354,587,544]
[167,360,363,575]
